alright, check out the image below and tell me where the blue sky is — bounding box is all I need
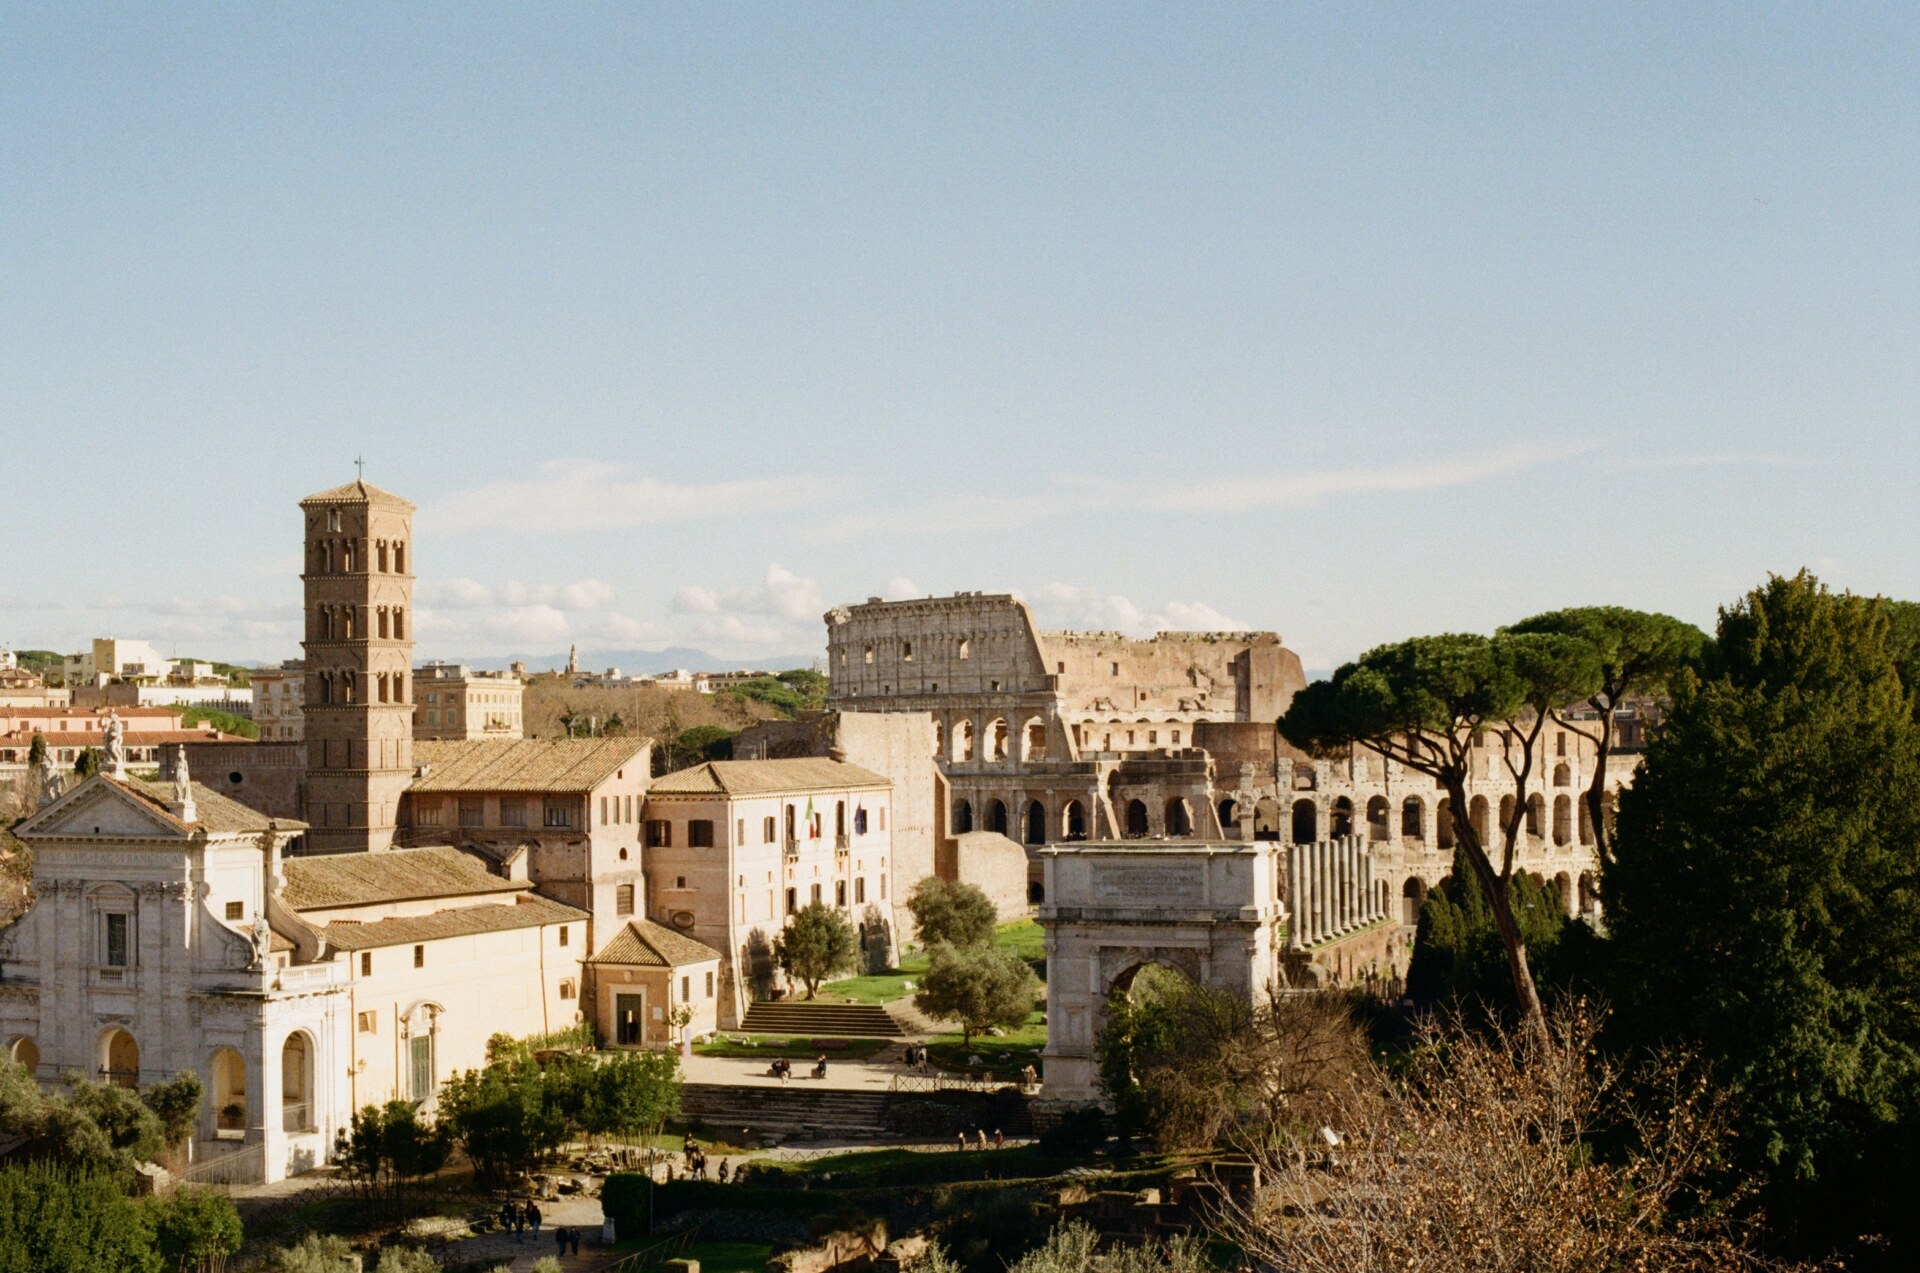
[3,5,1916,673]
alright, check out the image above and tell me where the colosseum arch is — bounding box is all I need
[1365,796,1390,842]
[1553,761,1571,787]
[1401,876,1428,925]
[952,798,973,833]
[1164,798,1193,838]
[1021,718,1048,762]
[1401,796,1425,842]
[1062,800,1088,841]
[952,719,975,763]
[1526,793,1545,839]
[1217,798,1238,835]
[1436,797,1455,848]
[1290,798,1317,844]
[1330,797,1354,838]
[1024,800,1048,846]
[1469,796,1490,843]
[1553,794,1572,846]
[986,718,1010,762]
[985,799,1009,836]
[1125,800,1149,837]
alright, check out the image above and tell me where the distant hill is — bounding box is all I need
[430,646,826,676]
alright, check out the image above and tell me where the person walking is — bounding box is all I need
[512,1202,525,1243]
[976,1128,989,1150]
[554,1225,569,1262]
[956,1130,967,1152]
[527,1200,542,1236]
[717,1158,730,1183]
[993,1128,1004,1150]
[499,1200,516,1236]
[570,1228,581,1256]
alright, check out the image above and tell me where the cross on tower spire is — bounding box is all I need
[354,454,365,481]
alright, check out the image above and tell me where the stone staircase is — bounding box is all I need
[738,1000,906,1038]
[678,1081,895,1141]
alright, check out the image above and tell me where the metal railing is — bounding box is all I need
[889,1072,1023,1094]
[584,1220,704,1273]
[178,1142,264,1190]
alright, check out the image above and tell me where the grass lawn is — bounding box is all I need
[821,917,1045,1007]
[752,1143,1088,1186]
[693,1034,890,1060]
[680,1239,776,1273]
[925,1008,1046,1076]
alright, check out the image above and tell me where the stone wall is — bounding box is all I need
[937,831,1031,920]
[183,741,307,823]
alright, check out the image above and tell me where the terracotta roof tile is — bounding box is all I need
[320,894,586,951]
[300,478,415,509]
[588,919,722,967]
[120,776,303,835]
[281,845,519,910]
[409,738,649,794]
[646,758,890,798]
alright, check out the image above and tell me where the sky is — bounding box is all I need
[3,4,1917,675]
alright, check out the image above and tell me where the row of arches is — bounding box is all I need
[936,716,1052,765]
[1395,869,1599,925]
[311,603,407,642]
[951,793,1218,844]
[310,536,407,576]
[1283,791,1614,848]
[313,669,408,706]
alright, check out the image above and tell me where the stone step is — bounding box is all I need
[738,1001,905,1037]
[679,1082,893,1139]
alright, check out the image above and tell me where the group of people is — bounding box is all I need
[498,1198,583,1253]
[903,1042,931,1071]
[767,1054,831,1081]
[681,1135,729,1181]
[956,1128,1006,1151]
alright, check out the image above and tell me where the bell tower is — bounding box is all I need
[299,478,416,853]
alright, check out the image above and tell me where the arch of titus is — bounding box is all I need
[1038,836,1388,1105]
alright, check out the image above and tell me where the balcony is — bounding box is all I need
[835,834,850,851]
[783,837,800,859]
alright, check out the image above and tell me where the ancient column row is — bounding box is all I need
[1286,836,1387,949]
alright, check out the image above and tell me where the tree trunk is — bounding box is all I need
[1444,783,1546,1033]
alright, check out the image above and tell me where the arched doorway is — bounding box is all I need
[1022,718,1048,762]
[1024,800,1047,846]
[8,1036,38,1078]
[1366,796,1390,842]
[282,1032,314,1131]
[1217,799,1238,836]
[1401,796,1425,842]
[1553,871,1573,916]
[952,719,975,763]
[986,800,1009,836]
[1252,797,1282,841]
[1330,797,1354,838]
[1469,795,1490,844]
[100,1028,139,1088]
[1578,872,1598,919]
[1164,798,1193,837]
[1290,799,1317,844]
[952,798,973,834]
[1401,876,1427,925]
[211,1047,247,1134]
[1062,800,1088,841]
[1125,799,1149,837]
[1553,795,1571,845]
[1526,794,1545,839]
[986,718,1010,762]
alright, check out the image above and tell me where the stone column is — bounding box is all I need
[1314,840,1329,943]
[1343,839,1358,930]
[1286,845,1304,950]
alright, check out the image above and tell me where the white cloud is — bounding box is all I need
[426,459,834,535]
[416,577,616,611]
[671,564,823,623]
[882,576,922,601]
[1025,584,1250,637]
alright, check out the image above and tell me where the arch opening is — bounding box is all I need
[1290,799,1317,844]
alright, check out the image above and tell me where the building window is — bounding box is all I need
[500,799,526,828]
[811,883,822,904]
[647,820,673,847]
[864,644,874,664]
[543,800,572,828]
[674,876,687,889]
[736,818,745,843]
[357,1011,378,1033]
[879,808,887,830]
[1111,662,1120,676]
[417,801,444,827]
[559,979,576,1000]
[854,807,868,834]
[835,880,847,907]
[601,796,609,825]
[225,901,244,921]
[855,877,866,904]
[958,639,970,660]
[785,887,796,915]
[558,926,569,947]
[413,944,424,969]
[459,797,483,827]
[902,641,913,661]
[706,971,715,998]
[360,952,372,976]
[681,975,691,1002]
[616,884,635,917]
[688,819,714,848]
[763,815,776,843]
[102,912,130,968]
[1172,729,1182,745]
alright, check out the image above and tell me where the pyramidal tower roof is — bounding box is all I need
[300,478,415,510]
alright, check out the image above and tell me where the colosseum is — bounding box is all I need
[824,592,1633,934]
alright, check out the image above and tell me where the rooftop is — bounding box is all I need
[300,477,416,509]
[646,757,891,798]
[318,894,586,951]
[589,918,723,967]
[281,845,521,910]
[409,738,647,794]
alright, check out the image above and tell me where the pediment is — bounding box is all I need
[15,778,189,842]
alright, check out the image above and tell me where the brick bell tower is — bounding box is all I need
[299,477,416,853]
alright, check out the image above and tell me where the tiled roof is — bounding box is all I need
[1,707,183,720]
[319,894,586,951]
[589,919,722,967]
[281,845,520,910]
[300,478,415,509]
[646,758,890,798]
[409,738,649,794]
[4,730,244,747]
[120,776,304,835]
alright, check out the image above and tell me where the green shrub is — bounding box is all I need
[0,1162,161,1272]
[601,1171,650,1236]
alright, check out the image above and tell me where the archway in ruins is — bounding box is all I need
[1061,800,1088,841]
[1290,799,1317,844]
[986,800,1009,836]
[1124,799,1149,837]
[1164,798,1193,837]
[1025,800,1047,846]
[952,798,973,834]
